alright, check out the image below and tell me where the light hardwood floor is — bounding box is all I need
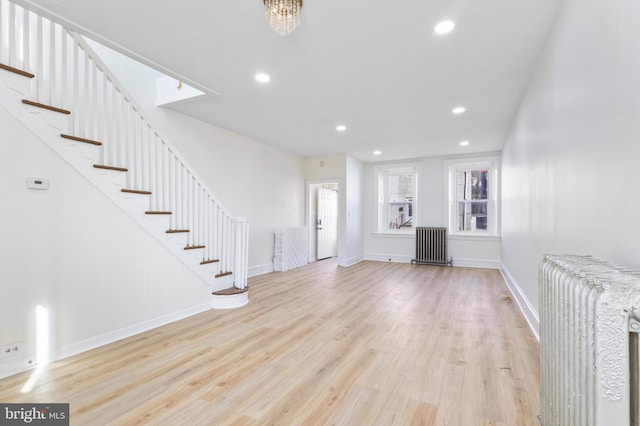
[0,260,540,425]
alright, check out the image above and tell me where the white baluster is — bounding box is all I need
[141,123,150,192]
[60,29,68,111]
[90,61,99,140]
[204,196,210,260]
[48,20,55,106]
[187,174,194,245]
[8,1,15,66]
[131,112,139,189]
[71,40,79,135]
[0,0,4,65]
[35,15,43,103]
[224,215,230,273]
[81,46,90,137]
[197,184,203,247]
[164,144,171,212]
[168,152,175,229]
[21,7,29,72]
[148,132,157,211]
[154,140,160,209]
[99,68,106,144]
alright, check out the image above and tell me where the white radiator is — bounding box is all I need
[540,254,640,426]
[273,227,308,272]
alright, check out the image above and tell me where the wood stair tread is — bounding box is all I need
[61,133,102,146]
[215,271,233,278]
[166,229,190,234]
[212,286,249,296]
[22,99,71,114]
[94,164,128,172]
[200,259,220,265]
[121,189,152,195]
[0,63,35,78]
[184,245,205,250]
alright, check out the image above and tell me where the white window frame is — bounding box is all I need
[374,162,421,235]
[444,156,500,238]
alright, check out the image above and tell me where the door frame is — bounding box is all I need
[306,179,342,263]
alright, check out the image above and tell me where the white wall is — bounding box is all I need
[345,156,364,266]
[363,155,501,266]
[89,41,306,276]
[0,107,210,378]
[501,0,640,320]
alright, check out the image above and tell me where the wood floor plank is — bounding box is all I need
[0,260,540,424]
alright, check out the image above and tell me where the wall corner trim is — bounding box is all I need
[500,263,539,341]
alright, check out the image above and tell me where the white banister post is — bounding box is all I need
[232,217,250,289]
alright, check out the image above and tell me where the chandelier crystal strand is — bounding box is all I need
[263,0,302,37]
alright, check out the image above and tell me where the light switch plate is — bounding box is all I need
[27,177,49,190]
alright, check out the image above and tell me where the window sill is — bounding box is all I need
[448,233,501,242]
[372,231,414,239]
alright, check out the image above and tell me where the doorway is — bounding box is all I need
[308,182,339,262]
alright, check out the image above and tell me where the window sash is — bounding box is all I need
[375,164,419,233]
[445,158,499,237]
[456,200,488,231]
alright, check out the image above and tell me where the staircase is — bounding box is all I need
[0,0,249,309]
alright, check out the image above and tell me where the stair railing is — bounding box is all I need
[0,0,249,287]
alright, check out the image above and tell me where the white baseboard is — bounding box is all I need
[0,359,35,381]
[364,255,501,268]
[500,263,539,341]
[0,303,211,380]
[56,303,211,361]
[248,263,274,278]
[364,253,413,263]
[452,257,501,269]
[338,255,364,267]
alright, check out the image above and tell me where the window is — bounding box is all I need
[445,158,499,236]
[457,169,488,231]
[375,164,420,233]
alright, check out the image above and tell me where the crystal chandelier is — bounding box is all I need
[263,0,303,37]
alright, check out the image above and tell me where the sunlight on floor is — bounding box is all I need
[21,305,50,394]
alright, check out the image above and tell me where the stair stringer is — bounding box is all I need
[0,66,236,293]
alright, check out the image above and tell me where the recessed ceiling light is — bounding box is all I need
[452,106,466,114]
[336,125,347,132]
[255,73,270,83]
[434,20,455,35]
[373,150,382,156]
[459,140,470,146]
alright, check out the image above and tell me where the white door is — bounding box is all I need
[317,188,338,260]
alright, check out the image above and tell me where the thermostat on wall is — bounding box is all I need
[27,177,49,190]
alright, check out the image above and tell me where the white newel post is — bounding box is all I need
[232,218,250,289]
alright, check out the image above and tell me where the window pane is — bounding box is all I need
[457,170,488,201]
[387,173,413,229]
[457,201,488,231]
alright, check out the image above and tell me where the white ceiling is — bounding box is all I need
[17,0,561,162]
